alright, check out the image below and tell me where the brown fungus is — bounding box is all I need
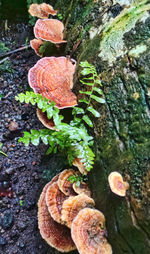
[28,3,57,19]
[71,208,112,254]
[38,175,76,252]
[72,181,91,197]
[61,194,95,228]
[73,158,87,175]
[46,181,67,223]
[36,108,58,130]
[108,171,129,197]
[58,169,77,196]
[30,39,44,57]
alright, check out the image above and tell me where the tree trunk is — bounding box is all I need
[50,0,150,253]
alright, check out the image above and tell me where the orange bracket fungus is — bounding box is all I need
[73,158,87,175]
[28,56,77,109]
[72,182,91,197]
[71,208,112,254]
[38,175,76,252]
[34,19,66,44]
[30,39,44,57]
[36,108,57,130]
[28,3,57,19]
[46,181,67,223]
[61,194,95,228]
[108,171,129,197]
[58,169,77,196]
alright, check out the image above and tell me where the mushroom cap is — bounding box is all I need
[61,194,95,228]
[72,182,91,197]
[38,175,76,252]
[34,19,66,44]
[46,181,67,223]
[108,171,129,197]
[58,169,77,196]
[36,108,58,130]
[28,56,77,109]
[73,158,87,175]
[30,39,43,57]
[71,208,112,254]
[28,3,57,19]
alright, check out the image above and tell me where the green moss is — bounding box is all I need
[128,44,147,57]
[99,0,150,64]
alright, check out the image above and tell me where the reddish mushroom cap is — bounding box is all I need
[73,158,87,175]
[61,194,95,228]
[30,39,44,57]
[28,56,77,109]
[46,181,67,223]
[36,108,58,130]
[38,175,76,252]
[58,169,77,196]
[34,19,66,44]
[71,208,112,254]
[72,182,91,197]
[28,3,57,19]
[108,171,129,197]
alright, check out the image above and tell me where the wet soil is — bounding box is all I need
[0,18,77,254]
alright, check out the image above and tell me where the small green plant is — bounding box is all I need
[0,41,9,54]
[67,174,84,187]
[25,37,29,49]
[0,60,14,74]
[15,61,105,173]
[0,150,8,157]
[19,200,24,206]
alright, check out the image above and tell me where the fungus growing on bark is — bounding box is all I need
[46,181,67,223]
[30,39,44,57]
[108,171,129,197]
[73,158,87,175]
[61,194,95,228]
[28,57,77,109]
[34,19,66,44]
[28,3,57,19]
[36,108,57,130]
[72,182,91,197]
[71,208,112,254]
[58,169,77,196]
[38,175,76,252]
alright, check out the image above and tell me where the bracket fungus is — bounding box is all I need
[28,56,77,109]
[28,3,57,19]
[73,158,87,175]
[108,171,129,197]
[71,208,112,254]
[61,194,95,228]
[46,181,67,223]
[30,39,44,57]
[34,19,66,44]
[72,182,91,197]
[36,108,57,130]
[58,169,77,196]
[38,175,76,252]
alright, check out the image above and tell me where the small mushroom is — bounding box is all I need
[28,3,57,19]
[46,181,67,223]
[72,182,91,197]
[38,175,76,252]
[108,171,129,197]
[58,169,77,196]
[73,158,87,175]
[30,39,44,57]
[71,208,112,254]
[28,57,77,109]
[34,19,66,44]
[36,108,58,130]
[61,194,95,228]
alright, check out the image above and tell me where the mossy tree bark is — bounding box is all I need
[48,1,150,253]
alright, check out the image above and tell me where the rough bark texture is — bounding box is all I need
[47,0,150,253]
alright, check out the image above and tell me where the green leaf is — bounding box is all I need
[79,61,91,68]
[91,95,105,103]
[81,69,93,75]
[95,79,102,86]
[87,107,100,117]
[93,87,103,95]
[82,115,93,127]
[80,80,93,86]
[79,99,89,104]
[72,107,85,115]
[79,90,92,95]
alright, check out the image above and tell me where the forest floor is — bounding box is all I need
[0,22,76,254]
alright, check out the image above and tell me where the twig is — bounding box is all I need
[0,57,9,64]
[0,44,31,59]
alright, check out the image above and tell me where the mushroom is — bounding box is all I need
[108,171,129,197]
[61,194,95,228]
[46,181,67,223]
[72,182,91,197]
[38,175,76,252]
[58,169,77,196]
[71,208,112,254]
[34,19,66,44]
[73,158,87,175]
[36,108,58,130]
[28,56,77,109]
[30,39,44,57]
[28,3,57,19]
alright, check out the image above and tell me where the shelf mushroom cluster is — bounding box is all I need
[38,169,112,253]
